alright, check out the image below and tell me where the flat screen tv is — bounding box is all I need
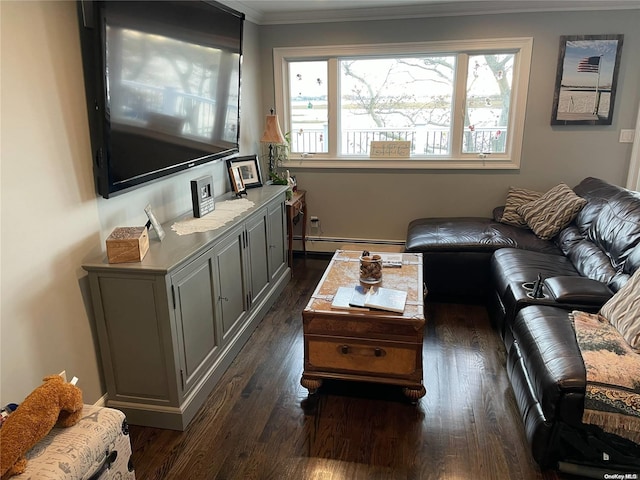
[77,1,244,198]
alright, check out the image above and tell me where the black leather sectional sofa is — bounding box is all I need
[405,177,640,474]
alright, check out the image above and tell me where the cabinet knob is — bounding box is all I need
[340,345,349,354]
[374,348,382,357]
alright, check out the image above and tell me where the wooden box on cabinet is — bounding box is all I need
[106,226,149,263]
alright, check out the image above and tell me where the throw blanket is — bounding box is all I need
[571,310,640,444]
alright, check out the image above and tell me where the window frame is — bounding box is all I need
[273,37,533,170]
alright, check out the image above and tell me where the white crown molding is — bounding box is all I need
[222,1,263,24]
[220,0,640,25]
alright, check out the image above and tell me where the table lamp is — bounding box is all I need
[260,109,286,176]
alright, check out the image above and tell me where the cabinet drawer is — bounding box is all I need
[306,336,418,376]
[304,314,423,342]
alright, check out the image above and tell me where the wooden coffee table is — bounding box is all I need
[301,250,426,401]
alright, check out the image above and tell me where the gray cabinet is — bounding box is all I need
[83,186,290,430]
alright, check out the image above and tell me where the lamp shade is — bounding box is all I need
[260,113,286,145]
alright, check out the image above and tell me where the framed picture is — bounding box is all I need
[144,204,166,241]
[551,34,624,125]
[226,155,262,188]
[228,166,246,195]
[190,175,215,218]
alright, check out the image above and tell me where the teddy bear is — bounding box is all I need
[0,375,83,478]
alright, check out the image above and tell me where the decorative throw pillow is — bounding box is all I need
[500,187,542,227]
[517,183,587,240]
[600,268,640,350]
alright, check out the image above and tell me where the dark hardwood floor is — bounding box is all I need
[129,255,572,480]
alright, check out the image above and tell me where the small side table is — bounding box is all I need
[285,190,307,268]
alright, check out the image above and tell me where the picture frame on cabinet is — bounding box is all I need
[145,204,166,241]
[226,155,263,188]
[190,175,215,218]
[551,34,624,126]
[229,166,247,196]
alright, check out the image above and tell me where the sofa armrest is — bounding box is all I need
[511,305,586,424]
[543,276,613,305]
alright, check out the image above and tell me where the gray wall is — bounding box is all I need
[259,10,640,245]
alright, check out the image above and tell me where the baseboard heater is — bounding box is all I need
[290,235,405,254]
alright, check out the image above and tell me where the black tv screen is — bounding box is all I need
[77,1,244,198]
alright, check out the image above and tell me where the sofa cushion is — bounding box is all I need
[405,218,561,255]
[572,177,628,235]
[491,248,579,298]
[405,218,561,300]
[626,243,640,276]
[561,233,617,291]
[588,189,640,272]
[500,187,542,228]
[600,268,640,349]
[405,217,515,252]
[491,223,563,255]
[518,183,587,240]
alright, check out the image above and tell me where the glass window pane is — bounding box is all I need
[463,54,514,154]
[339,56,455,156]
[288,61,328,153]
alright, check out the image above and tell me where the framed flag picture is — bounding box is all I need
[551,34,623,125]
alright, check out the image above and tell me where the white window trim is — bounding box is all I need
[626,102,640,191]
[273,37,533,170]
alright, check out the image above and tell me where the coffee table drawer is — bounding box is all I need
[306,336,419,376]
[304,314,423,342]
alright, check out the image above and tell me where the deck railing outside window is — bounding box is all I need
[290,126,506,156]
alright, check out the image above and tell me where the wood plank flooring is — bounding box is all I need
[129,256,570,480]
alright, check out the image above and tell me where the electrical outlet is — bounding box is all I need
[310,216,319,223]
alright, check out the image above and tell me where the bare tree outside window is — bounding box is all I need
[287,53,513,156]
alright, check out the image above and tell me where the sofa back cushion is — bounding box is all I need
[558,227,619,288]
[588,189,640,272]
[572,177,627,235]
[556,178,640,289]
[625,243,640,275]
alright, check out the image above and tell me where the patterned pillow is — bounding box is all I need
[517,183,587,240]
[500,187,542,227]
[600,268,640,350]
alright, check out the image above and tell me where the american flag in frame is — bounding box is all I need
[551,34,624,126]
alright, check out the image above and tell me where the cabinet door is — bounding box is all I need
[94,273,175,404]
[246,208,270,308]
[214,226,248,342]
[171,254,219,395]
[267,199,287,281]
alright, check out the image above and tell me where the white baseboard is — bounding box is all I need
[93,393,108,407]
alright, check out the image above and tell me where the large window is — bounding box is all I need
[273,38,532,169]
